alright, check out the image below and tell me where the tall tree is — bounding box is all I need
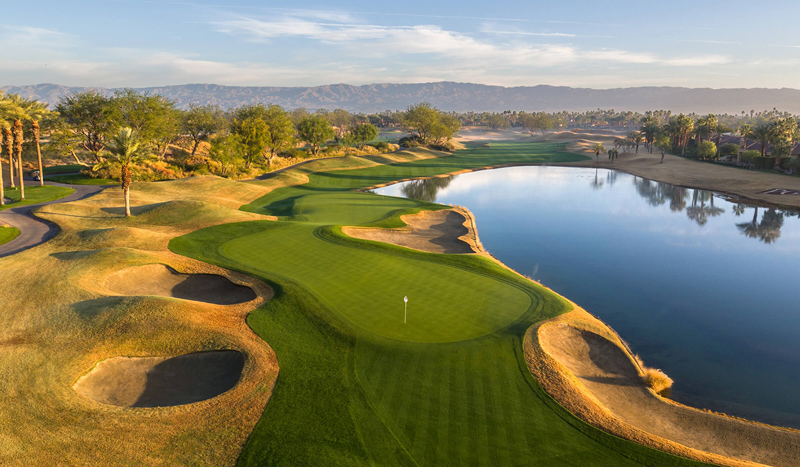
[672,114,694,156]
[233,116,270,168]
[351,123,378,149]
[262,105,295,166]
[2,96,31,200]
[297,115,335,157]
[207,134,244,176]
[94,127,154,217]
[181,104,225,156]
[326,109,355,141]
[18,97,51,187]
[1,123,13,190]
[738,124,752,165]
[111,89,179,157]
[655,133,671,163]
[640,119,659,153]
[55,91,115,163]
[402,103,439,143]
[751,123,773,157]
[770,117,797,168]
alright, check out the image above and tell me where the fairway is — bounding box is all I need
[171,142,711,466]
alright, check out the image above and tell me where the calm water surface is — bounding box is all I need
[375,166,800,429]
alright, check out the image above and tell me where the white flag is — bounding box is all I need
[403,295,408,303]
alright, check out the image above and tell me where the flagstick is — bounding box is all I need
[404,301,407,324]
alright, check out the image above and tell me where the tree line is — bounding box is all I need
[0,91,463,213]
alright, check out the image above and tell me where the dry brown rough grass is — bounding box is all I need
[0,175,280,467]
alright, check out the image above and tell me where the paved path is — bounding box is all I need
[0,182,109,258]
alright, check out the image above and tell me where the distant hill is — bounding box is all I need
[3,82,800,114]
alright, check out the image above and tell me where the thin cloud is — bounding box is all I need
[679,39,742,45]
[212,16,731,68]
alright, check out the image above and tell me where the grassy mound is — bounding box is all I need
[171,142,709,466]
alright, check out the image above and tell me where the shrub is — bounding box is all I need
[719,143,739,156]
[370,141,390,151]
[696,141,717,160]
[398,136,421,148]
[642,368,673,395]
[282,148,311,160]
[741,150,760,163]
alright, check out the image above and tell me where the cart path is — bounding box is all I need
[0,183,109,258]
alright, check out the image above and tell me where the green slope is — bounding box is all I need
[171,142,709,466]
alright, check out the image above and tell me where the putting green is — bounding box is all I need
[220,223,532,343]
[172,142,709,466]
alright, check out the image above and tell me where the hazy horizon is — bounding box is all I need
[3,0,800,90]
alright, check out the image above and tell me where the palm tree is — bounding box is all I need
[751,123,773,157]
[593,143,605,163]
[2,95,32,199]
[737,207,759,239]
[19,98,50,187]
[757,209,784,243]
[95,127,154,217]
[674,114,694,156]
[627,131,644,153]
[640,120,659,153]
[12,119,25,200]
[738,124,752,165]
[1,123,13,191]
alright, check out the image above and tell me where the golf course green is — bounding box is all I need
[0,185,74,211]
[170,142,710,466]
[0,225,20,245]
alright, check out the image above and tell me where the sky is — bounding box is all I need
[2,0,800,89]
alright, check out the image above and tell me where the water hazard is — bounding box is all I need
[375,165,800,429]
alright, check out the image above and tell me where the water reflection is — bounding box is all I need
[590,168,604,190]
[736,207,784,244]
[629,177,789,243]
[400,176,454,202]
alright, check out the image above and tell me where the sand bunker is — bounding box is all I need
[537,323,800,467]
[343,208,478,254]
[74,350,245,407]
[104,264,257,305]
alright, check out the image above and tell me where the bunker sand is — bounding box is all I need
[104,263,257,305]
[343,207,481,254]
[527,307,800,467]
[74,350,244,407]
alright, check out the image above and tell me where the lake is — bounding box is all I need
[375,165,800,429]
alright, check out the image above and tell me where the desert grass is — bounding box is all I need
[0,176,279,466]
[643,368,674,394]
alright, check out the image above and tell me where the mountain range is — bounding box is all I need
[3,82,800,115]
